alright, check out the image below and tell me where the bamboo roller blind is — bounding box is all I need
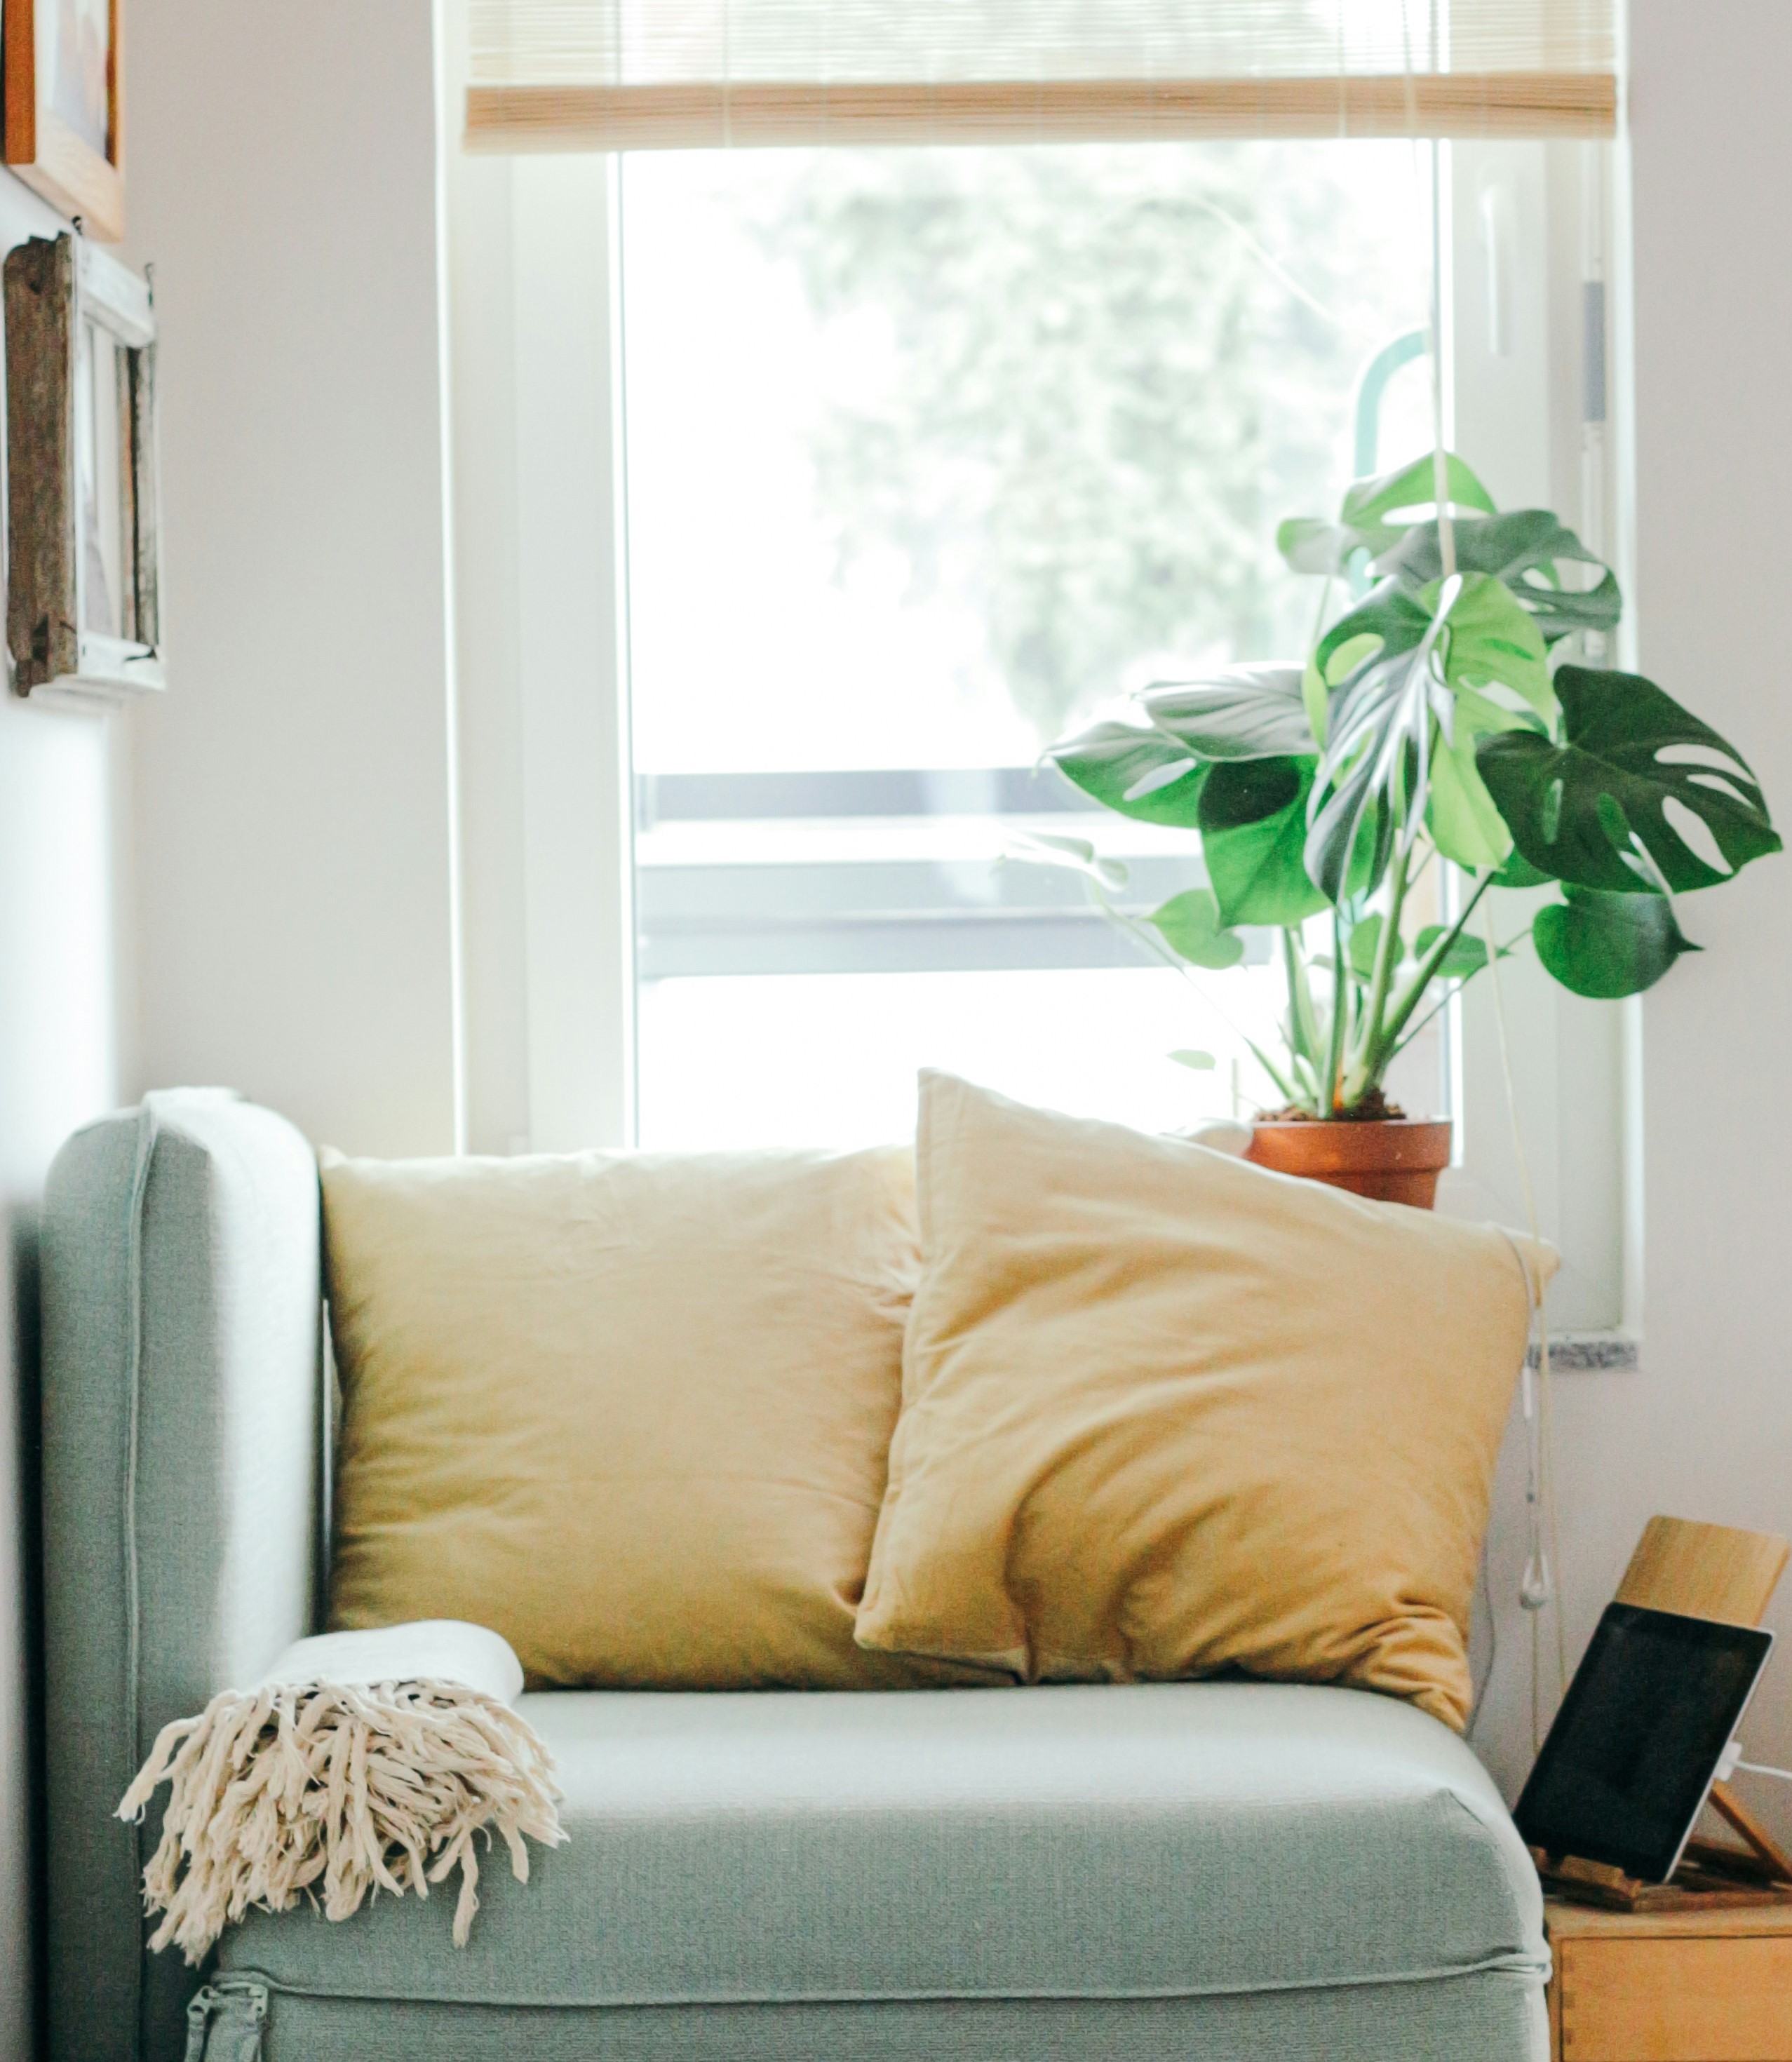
[466,1,1619,153]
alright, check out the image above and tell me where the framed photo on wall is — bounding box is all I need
[3,0,122,242]
[6,232,161,699]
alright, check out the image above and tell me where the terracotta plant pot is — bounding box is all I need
[1245,1119,1453,1210]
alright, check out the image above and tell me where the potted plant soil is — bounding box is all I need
[1025,453,1780,1207]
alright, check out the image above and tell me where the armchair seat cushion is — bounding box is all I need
[220,1680,1545,2012]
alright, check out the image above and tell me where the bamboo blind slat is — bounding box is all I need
[466,1,1619,150]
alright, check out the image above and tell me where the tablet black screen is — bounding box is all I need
[1514,1603,1773,1882]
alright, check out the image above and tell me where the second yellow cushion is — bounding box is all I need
[856,1073,1551,1729]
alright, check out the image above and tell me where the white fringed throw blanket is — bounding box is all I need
[116,1621,565,1965]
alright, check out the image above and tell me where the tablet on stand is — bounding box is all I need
[1516,1602,1791,1911]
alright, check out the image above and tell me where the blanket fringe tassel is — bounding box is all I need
[118,1678,565,1965]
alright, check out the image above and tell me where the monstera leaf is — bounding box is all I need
[1421,572,1554,869]
[1313,581,1431,682]
[1533,886,1699,997]
[1277,452,1497,577]
[1492,846,1553,889]
[1379,509,1622,646]
[1346,912,1401,979]
[1413,920,1528,981]
[1305,586,1446,901]
[1476,666,1782,894]
[1197,757,1328,927]
[1277,517,1368,579]
[1006,832,1129,893]
[1142,664,1316,760]
[1047,720,1208,828]
[1147,889,1245,969]
[1309,559,1548,708]
[1429,733,1515,870]
[1304,572,1549,898]
[1431,570,1554,721]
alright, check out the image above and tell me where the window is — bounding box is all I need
[446,12,1630,1333]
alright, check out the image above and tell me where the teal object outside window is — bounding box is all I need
[1349,328,1429,595]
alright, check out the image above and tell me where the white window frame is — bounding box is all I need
[442,5,635,1156]
[442,0,1639,1350]
[1436,135,1638,1345]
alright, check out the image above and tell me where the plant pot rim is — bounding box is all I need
[1248,1116,1450,1131]
[1246,1116,1453,1179]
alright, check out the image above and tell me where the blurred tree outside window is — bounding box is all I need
[753,144,1430,743]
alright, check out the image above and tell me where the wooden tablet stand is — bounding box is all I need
[1533,1516,1792,1913]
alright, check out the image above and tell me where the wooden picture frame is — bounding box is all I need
[6,231,161,699]
[4,0,123,242]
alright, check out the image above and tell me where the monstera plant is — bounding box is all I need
[1035,453,1780,1139]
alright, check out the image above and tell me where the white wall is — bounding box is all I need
[1598,0,1792,1834]
[0,169,135,2062]
[124,0,460,1159]
[0,3,457,2048]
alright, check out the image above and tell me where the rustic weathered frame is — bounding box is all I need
[6,231,161,699]
[3,0,124,242]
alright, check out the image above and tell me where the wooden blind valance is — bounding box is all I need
[465,1,1619,154]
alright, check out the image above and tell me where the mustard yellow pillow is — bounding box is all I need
[325,1144,967,1690]
[856,1074,1552,1729]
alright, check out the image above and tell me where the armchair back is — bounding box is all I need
[41,1093,325,2062]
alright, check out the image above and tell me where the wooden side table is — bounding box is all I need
[1547,1898,1792,2059]
[1540,1516,1792,2054]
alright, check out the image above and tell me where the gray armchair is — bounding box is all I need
[41,1093,1549,2061]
